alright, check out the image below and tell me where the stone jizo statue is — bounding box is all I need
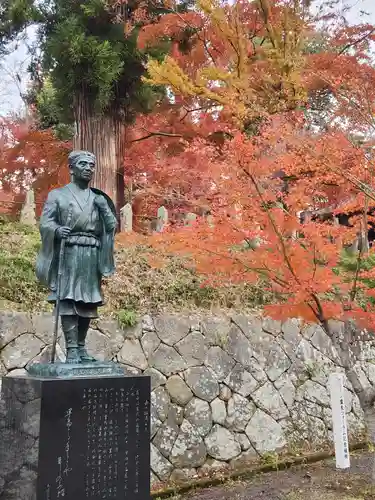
[36,150,117,364]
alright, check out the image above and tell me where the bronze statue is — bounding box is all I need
[36,150,117,364]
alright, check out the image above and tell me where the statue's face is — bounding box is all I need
[71,155,96,182]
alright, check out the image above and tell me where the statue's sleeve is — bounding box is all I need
[98,199,117,278]
[35,191,60,287]
[99,197,117,232]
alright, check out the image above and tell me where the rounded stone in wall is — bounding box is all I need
[117,338,147,370]
[154,315,191,346]
[0,312,34,348]
[251,382,289,420]
[184,366,219,402]
[224,363,257,397]
[141,331,161,359]
[204,425,241,461]
[151,386,170,422]
[219,384,232,401]
[1,334,44,371]
[199,458,231,476]
[234,432,251,451]
[185,398,212,437]
[166,375,193,406]
[149,344,187,376]
[245,409,286,454]
[210,398,226,425]
[175,332,208,367]
[168,404,184,426]
[5,368,28,379]
[142,314,155,332]
[226,394,256,432]
[205,346,236,382]
[224,325,253,368]
[85,328,117,361]
[143,367,167,391]
[170,419,207,468]
[152,419,179,458]
[151,443,173,481]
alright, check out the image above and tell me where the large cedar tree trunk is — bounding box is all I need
[73,95,125,214]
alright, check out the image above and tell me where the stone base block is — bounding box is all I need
[0,374,151,499]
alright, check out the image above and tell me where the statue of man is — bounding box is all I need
[36,150,117,364]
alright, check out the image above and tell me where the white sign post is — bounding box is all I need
[329,372,350,469]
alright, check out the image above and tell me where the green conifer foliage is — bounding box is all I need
[0,0,166,207]
[1,0,165,126]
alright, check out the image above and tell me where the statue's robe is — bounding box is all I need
[36,183,117,317]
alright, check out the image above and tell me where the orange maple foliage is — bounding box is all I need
[124,115,375,328]
[119,0,375,330]
[0,118,70,217]
[124,102,233,229]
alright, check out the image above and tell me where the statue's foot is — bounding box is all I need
[65,348,81,364]
[78,348,98,363]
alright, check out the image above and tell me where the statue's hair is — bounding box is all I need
[68,150,96,168]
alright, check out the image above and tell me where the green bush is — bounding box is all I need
[0,219,48,310]
[117,309,138,328]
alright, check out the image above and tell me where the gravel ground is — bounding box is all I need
[167,451,375,500]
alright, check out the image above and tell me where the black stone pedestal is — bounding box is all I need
[0,375,151,500]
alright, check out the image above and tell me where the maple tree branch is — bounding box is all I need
[130,131,183,142]
[225,219,293,288]
[212,6,243,80]
[338,28,375,55]
[201,245,288,289]
[312,243,318,281]
[244,167,300,283]
[334,168,375,205]
[242,165,333,328]
[179,105,215,122]
[200,27,219,67]
[158,234,276,285]
[258,0,279,50]
[307,66,375,133]
[310,293,330,332]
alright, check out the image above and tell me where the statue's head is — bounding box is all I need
[68,150,96,184]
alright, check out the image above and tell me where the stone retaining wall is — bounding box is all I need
[0,311,373,487]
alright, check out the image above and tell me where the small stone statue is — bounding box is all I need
[36,150,117,364]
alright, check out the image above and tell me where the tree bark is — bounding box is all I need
[73,94,125,214]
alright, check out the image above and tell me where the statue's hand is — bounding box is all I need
[94,195,107,211]
[56,226,72,239]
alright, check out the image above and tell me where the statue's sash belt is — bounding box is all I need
[66,232,100,248]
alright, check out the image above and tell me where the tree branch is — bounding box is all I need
[338,28,375,55]
[130,131,183,142]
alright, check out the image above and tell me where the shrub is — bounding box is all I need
[0,220,274,315]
